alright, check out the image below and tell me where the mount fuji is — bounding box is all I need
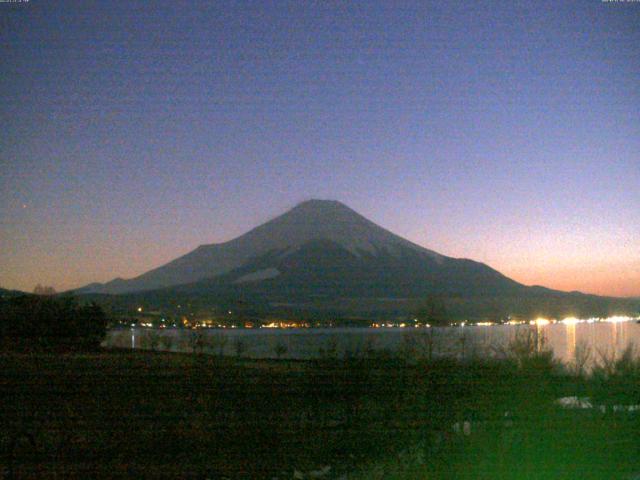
[75,200,638,320]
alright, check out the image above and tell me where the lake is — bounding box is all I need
[105,317,640,366]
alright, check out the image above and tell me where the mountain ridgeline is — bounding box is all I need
[76,200,639,321]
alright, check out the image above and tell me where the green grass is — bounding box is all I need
[2,349,640,479]
[1,351,416,478]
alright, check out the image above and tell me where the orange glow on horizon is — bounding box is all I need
[503,265,640,298]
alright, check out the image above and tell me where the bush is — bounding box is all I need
[206,332,228,357]
[0,295,108,351]
[182,329,205,354]
[140,329,161,351]
[159,334,174,351]
[274,341,287,359]
[234,338,247,358]
[401,328,442,362]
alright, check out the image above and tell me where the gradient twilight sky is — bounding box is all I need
[1,1,639,297]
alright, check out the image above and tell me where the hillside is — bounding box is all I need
[77,200,510,295]
[74,200,640,321]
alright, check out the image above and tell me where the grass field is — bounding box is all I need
[2,347,640,479]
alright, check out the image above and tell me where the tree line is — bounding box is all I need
[0,294,108,351]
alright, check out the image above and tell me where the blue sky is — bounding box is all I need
[1,0,639,295]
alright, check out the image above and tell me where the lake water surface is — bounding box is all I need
[105,319,640,366]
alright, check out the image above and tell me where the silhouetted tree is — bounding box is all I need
[141,329,161,351]
[414,295,449,326]
[185,329,205,354]
[33,284,57,296]
[0,295,108,351]
[234,338,247,358]
[274,342,287,359]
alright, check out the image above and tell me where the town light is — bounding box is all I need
[531,318,550,326]
[560,317,580,325]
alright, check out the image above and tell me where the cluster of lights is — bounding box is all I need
[529,315,639,326]
[370,322,430,328]
[604,315,637,323]
[560,317,581,325]
[131,322,168,328]
[262,321,311,328]
[531,318,551,326]
[191,323,239,329]
[129,311,638,330]
[368,315,639,329]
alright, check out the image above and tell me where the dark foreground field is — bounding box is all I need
[2,348,640,479]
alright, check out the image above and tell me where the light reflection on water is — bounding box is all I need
[105,321,640,366]
[566,322,576,361]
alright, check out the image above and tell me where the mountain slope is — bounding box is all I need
[0,287,26,299]
[76,200,639,320]
[79,200,455,294]
[108,240,639,321]
[181,238,525,299]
